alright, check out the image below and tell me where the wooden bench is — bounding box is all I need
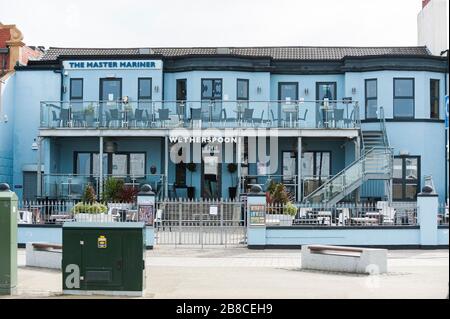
[301,244,387,274]
[26,242,62,269]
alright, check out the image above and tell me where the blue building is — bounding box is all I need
[0,46,448,204]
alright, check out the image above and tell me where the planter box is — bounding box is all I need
[75,213,113,222]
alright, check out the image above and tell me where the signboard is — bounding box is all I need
[249,205,266,226]
[138,205,154,226]
[63,60,162,70]
[97,236,107,249]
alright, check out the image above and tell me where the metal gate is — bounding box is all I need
[154,199,247,247]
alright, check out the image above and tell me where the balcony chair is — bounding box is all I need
[157,108,170,127]
[242,108,255,126]
[134,109,146,128]
[343,109,355,128]
[190,107,202,128]
[253,110,265,126]
[58,109,70,127]
[51,110,61,128]
[333,109,345,128]
[72,111,85,127]
[222,109,237,126]
[376,201,395,225]
[108,109,122,128]
[210,103,224,126]
[269,109,278,127]
[298,109,308,127]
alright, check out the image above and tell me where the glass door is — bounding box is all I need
[278,83,298,126]
[202,145,221,199]
[100,78,122,126]
[176,79,187,121]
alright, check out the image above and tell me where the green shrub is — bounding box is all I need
[102,177,124,202]
[81,185,96,203]
[71,202,108,214]
[283,202,298,217]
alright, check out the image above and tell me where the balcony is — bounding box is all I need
[40,100,360,130]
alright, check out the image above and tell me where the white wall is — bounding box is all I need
[418,0,449,56]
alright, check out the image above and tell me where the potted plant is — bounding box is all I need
[72,185,109,222]
[84,103,95,126]
[227,163,238,199]
[266,182,296,226]
[186,162,197,199]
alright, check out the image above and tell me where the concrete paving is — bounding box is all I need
[3,248,448,299]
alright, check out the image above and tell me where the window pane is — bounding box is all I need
[237,80,249,100]
[430,79,439,119]
[316,152,330,177]
[394,79,413,97]
[302,152,314,177]
[201,80,213,99]
[366,99,378,119]
[318,83,335,100]
[393,158,403,179]
[394,99,414,117]
[366,80,377,98]
[70,79,83,99]
[280,83,297,101]
[76,153,90,175]
[405,183,418,200]
[130,153,145,177]
[92,154,108,176]
[112,154,127,176]
[138,78,152,99]
[393,183,403,200]
[213,80,222,98]
[405,158,418,180]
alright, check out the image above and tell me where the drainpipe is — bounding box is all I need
[99,136,104,200]
[36,137,43,198]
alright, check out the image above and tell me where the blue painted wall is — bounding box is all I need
[12,70,60,199]
[0,73,15,185]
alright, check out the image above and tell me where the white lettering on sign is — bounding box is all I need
[63,60,162,70]
[65,264,80,289]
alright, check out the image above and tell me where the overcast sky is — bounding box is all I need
[1,0,425,48]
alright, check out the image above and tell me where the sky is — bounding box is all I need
[0,0,425,48]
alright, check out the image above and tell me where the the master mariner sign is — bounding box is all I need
[63,60,162,70]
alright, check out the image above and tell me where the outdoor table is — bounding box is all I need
[282,106,298,128]
[320,106,335,128]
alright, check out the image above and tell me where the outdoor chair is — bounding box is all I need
[333,109,345,128]
[108,108,121,127]
[72,111,85,127]
[222,109,237,125]
[343,109,355,128]
[253,110,265,126]
[270,109,278,127]
[59,109,70,127]
[210,103,224,125]
[134,108,146,127]
[51,110,61,127]
[157,108,170,127]
[298,109,308,127]
[242,108,255,126]
[190,107,202,128]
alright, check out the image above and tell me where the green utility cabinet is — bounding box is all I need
[0,184,18,296]
[62,222,146,296]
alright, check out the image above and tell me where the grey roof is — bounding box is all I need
[41,46,432,61]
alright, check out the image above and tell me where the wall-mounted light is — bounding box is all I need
[352,87,357,95]
[63,86,67,93]
[304,88,309,96]
[31,138,39,151]
[256,86,262,94]
[154,85,160,93]
[64,71,69,76]
[3,114,8,123]
[399,150,409,156]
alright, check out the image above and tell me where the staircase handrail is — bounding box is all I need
[303,147,389,203]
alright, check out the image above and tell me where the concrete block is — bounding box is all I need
[26,243,62,270]
[301,245,387,274]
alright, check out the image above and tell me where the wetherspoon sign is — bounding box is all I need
[63,60,162,70]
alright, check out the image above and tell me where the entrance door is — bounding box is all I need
[202,145,221,199]
[176,79,187,120]
[100,78,122,125]
[278,83,298,125]
[23,172,38,201]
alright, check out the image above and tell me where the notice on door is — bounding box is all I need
[97,235,107,249]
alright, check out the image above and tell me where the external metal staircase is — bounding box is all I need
[303,107,393,205]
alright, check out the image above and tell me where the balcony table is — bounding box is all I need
[282,107,298,128]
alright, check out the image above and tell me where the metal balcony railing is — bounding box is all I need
[40,100,360,130]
